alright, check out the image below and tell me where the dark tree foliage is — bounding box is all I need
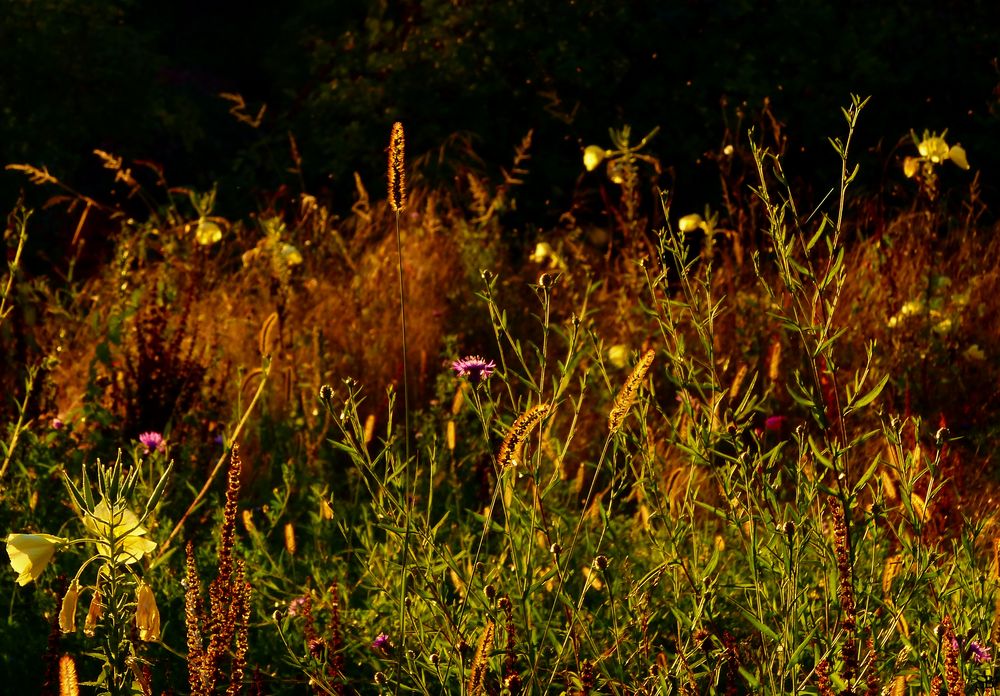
[1,0,998,217]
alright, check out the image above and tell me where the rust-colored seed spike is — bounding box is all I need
[388,122,407,212]
[467,620,496,696]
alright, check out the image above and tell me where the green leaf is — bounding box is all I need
[850,373,889,412]
[736,605,781,642]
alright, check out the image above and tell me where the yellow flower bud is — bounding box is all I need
[284,523,297,556]
[902,156,919,178]
[582,145,606,171]
[320,498,334,520]
[5,533,65,585]
[84,589,103,637]
[60,580,81,633]
[135,581,160,642]
[242,509,257,534]
[678,214,705,233]
[948,144,970,170]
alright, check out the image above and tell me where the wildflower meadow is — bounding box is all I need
[3,6,1000,694]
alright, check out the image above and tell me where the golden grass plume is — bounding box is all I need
[497,403,550,469]
[608,349,656,433]
[388,122,407,212]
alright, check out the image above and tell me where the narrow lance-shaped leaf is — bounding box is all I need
[63,472,89,514]
[80,462,95,511]
[144,462,174,518]
[850,373,889,412]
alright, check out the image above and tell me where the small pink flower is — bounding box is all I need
[372,632,391,653]
[287,596,308,617]
[138,431,166,454]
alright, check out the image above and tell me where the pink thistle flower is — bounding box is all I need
[138,431,166,454]
[372,632,391,653]
[969,641,991,664]
[451,355,496,384]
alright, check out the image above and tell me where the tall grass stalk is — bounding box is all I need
[388,120,414,692]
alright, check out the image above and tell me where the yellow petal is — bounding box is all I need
[85,500,155,564]
[583,145,606,172]
[5,533,65,585]
[948,144,970,170]
[918,137,949,163]
[118,535,157,565]
[903,157,919,178]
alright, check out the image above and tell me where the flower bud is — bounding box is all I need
[583,145,607,172]
[135,581,161,641]
[84,589,103,637]
[60,580,81,633]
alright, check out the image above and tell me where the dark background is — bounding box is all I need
[2,0,999,227]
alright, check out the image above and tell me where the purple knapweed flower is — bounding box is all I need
[969,640,992,664]
[764,415,788,432]
[451,355,496,384]
[51,418,64,430]
[138,431,166,454]
[372,632,391,653]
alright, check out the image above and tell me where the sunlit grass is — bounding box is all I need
[2,96,999,694]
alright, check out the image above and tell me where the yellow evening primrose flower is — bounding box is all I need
[903,156,920,178]
[918,136,950,164]
[607,344,630,369]
[678,214,706,233]
[5,533,66,585]
[195,219,223,245]
[83,500,157,565]
[948,144,970,170]
[135,581,160,641]
[582,145,607,172]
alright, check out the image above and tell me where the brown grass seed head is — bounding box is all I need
[388,122,407,213]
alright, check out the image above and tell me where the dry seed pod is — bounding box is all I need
[258,311,280,358]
